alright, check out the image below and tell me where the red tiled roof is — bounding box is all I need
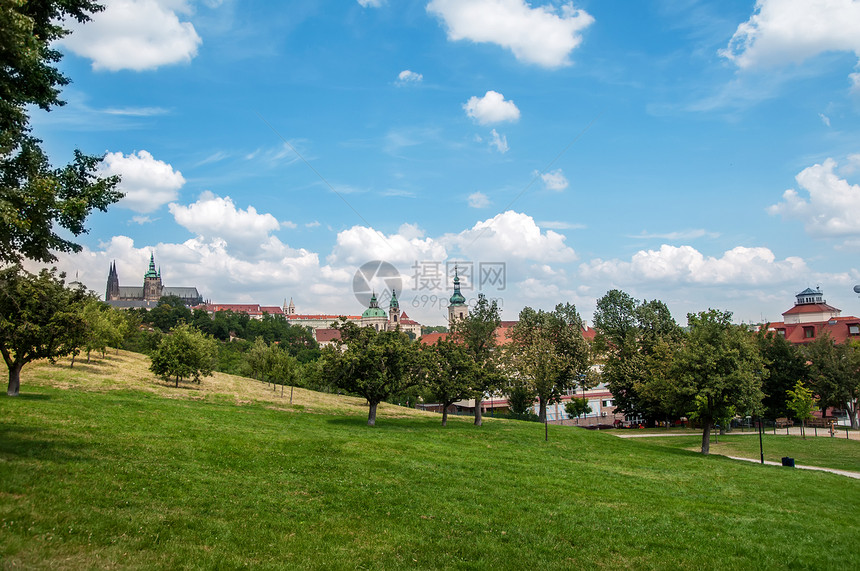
[782,303,841,316]
[419,332,449,345]
[288,314,361,320]
[260,306,284,315]
[315,328,342,343]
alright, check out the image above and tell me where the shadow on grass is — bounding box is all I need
[0,425,93,464]
[10,393,52,401]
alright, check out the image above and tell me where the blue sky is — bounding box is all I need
[29,0,860,326]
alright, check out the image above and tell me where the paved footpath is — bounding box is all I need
[724,455,860,480]
[614,426,859,440]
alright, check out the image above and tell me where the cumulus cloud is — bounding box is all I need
[464,91,520,125]
[100,150,185,213]
[489,129,509,153]
[169,191,282,248]
[540,169,568,191]
[768,157,860,237]
[427,0,594,67]
[328,225,448,267]
[397,70,423,84]
[357,0,383,7]
[581,245,807,286]
[721,0,860,69]
[61,0,202,71]
[468,191,491,208]
[445,210,578,263]
[851,71,860,93]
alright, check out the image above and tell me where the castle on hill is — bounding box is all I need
[105,254,203,309]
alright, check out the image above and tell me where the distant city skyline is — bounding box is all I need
[27,0,860,326]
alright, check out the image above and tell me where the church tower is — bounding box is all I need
[142,253,163,302]
[389,289,401,327]
[105,261,119,301]
[448,265,468,328]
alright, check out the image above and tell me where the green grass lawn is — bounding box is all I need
[636,432,860,473]
[2,358,859,569]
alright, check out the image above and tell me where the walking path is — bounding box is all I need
[613,426,858,440]
[724,455,860,480]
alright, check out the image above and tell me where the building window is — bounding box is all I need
[602,400,613,408]
[803,326,815,339]
[850,324,860,336]
[776,329,785,337]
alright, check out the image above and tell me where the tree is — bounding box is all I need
[149,324,217,388]
[506,304,590,423]
[451,294,502,426]
[593,291,683,424]
[146,295,192,332]
[1,0,122,264]
[325,321,418,426]
[505,381,537,419]
[420,337,477,426]
[564,397,592,420]
[0,265,89,395]
[805,335,860,429]
[673,310,765,455]
[756,327,810,419]
[786,380,817,439]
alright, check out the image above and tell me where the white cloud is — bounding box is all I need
[169,191,282,247]
[464,91,520,125]
[851,72,860,93]
[630,229,719,241]
[61,0,202,71]
[427,0,594,68]
[581,245,808,286]
[328,225,448,267]
[819,113,831,127]
[131,215,153,225]
[468,191,491,208]
[397,70,423,84]
[540,169,568,191]
[100,150,185,213]
[489,129,509,153]
[768,157,860,237]
[357,0,383,7]
[538,221,585,230]
[445,210,578,263]
[305,221,321,228]
[721,0,860,69]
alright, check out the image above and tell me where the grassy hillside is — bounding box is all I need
[1,352,859,569]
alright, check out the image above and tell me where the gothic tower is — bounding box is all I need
[105,261,119,301]
[142,253,163,302]
[448,265,467,328]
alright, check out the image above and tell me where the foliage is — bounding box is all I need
[244,337,301,390]
[451,293,503,426]
[506,381,537,416]
[565,397,592,419]
[673,310,765,454]
[1,0,122,264]
[323,320,418,425]
[593,290,683,424]
[786,380,817,438]
[756,327,810,419]
[149,323,217,388]
[804,335,860,429]
[419,337,477,426]
[506,304,590,423]
[145,295,192,331]
[0,265,89,395]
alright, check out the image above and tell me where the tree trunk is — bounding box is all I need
[474,396,483,426]
[175,375,179,388]
[538,398,547,424]
[441,406,448,427]
[7,363,23,396]
[367,401,378,426]
[701,421,712,455]
[70,354,76,368]
[86,349,91,363]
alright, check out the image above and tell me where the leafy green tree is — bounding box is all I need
[673,310,765,454]
[805,335,860,429]
[505,381,537,418]
[149,324,217,388]
[756,328,810,419]
[564,397,592,420]
[76,298,115,364]
[452,294,502,426]
[146,295,192,331]
[0,265,89,395]
[1,0,122,264]
[786,380,817,438]
[506,304,590,423]
[593,291,683,424]
[324,321,418,426]
[420,337,477,426]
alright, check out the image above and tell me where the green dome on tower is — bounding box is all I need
[362,292,388,318]
[449,266,466,306]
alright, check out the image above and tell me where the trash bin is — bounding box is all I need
[781,457,795,467]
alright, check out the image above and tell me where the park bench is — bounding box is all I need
[805,417,836,428]
[775,418,794,428]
